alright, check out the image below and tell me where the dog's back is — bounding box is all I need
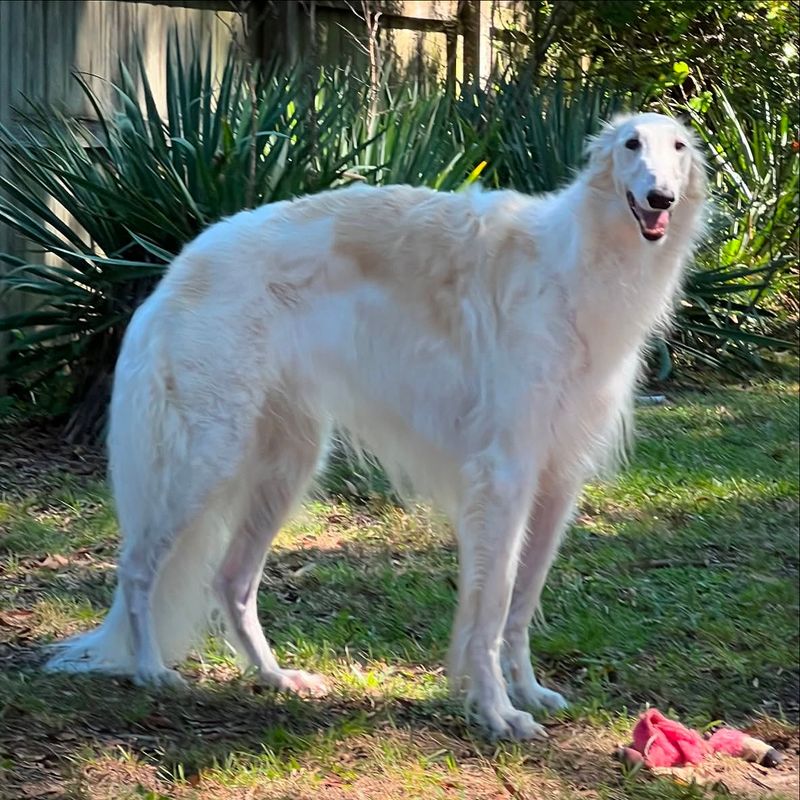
[136,183,563,506]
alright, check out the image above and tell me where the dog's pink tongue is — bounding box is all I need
[641,208,670,236]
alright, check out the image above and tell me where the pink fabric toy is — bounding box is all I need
[618,710,784,770]
[707,727,784,767]
[631,708,708,767]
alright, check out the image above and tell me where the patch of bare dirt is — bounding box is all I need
[0,421,105,498]
[551,720,800,798]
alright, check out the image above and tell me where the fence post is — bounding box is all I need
[460,0,479,88]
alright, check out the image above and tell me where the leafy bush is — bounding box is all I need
[0,44,486,438]
[0,44,796,439]
[504,1,799,128]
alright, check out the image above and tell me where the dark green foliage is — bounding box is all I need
[0,38,796,433]
[514,1,799,123]
[0,44,486,437]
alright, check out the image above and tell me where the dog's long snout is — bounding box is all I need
[646,189,675,210]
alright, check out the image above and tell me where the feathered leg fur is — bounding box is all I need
[501,467,581,712]
[212,402,330,695]
[448,455,549,739]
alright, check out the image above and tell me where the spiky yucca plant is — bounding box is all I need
[1,52,795,441]
[0,43,488,440]
[477,75,636,194]
[671,87,798,373]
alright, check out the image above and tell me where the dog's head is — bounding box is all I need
[586,112,707,242]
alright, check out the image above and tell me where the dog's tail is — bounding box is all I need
[45,293,236,675]
[45,517,232,676]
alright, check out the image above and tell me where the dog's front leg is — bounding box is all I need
[501,467,580,713]
[448,456,546,740]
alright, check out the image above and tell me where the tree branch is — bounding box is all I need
[531,0,576,75]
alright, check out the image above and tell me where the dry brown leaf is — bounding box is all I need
[40,554,70,570]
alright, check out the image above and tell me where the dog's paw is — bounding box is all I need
[508,681,568,714]
[271,669,330,698]
[477,706,549,741]
[534,685,568,712]
[133,667,188,690]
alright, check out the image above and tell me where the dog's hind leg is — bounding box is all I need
[118,534,189,688]
[213,404,330,697]
[501,467,580,713]
[449,456,545,740]
[114,453,244,688]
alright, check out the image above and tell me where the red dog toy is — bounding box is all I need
[618,709,783,770]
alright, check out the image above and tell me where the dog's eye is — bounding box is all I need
[624,138,640,150]
[675,141,686,151]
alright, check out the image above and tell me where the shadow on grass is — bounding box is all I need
[5,663,680,800]
[0,667,459,782]
[2,485,797,778]
[1,384,797,796]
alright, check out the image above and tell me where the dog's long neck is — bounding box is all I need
[549,174,701,374]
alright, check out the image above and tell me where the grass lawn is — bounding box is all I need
[0,380,798,800]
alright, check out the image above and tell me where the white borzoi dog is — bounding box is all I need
[46,112,707,740]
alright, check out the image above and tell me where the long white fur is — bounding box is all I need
[45,112,707,740]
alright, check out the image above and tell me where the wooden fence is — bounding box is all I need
[250,1,529,88]
[0,0,530,363]
[0,0,246,339]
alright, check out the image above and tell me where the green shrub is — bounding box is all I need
[0,44,796,439]
[0,44,486,439]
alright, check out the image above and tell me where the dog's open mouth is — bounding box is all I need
[626,192,670,241]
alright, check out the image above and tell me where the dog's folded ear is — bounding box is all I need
[584,113,632,155]
[685,129,709,202]
[584,118,614,163]
[584,114,629,186]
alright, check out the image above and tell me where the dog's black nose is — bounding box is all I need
[646,190,675,210]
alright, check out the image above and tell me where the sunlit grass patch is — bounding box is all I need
[0,380,797,799]
[27,594,105,640]
[0,478,117,558]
